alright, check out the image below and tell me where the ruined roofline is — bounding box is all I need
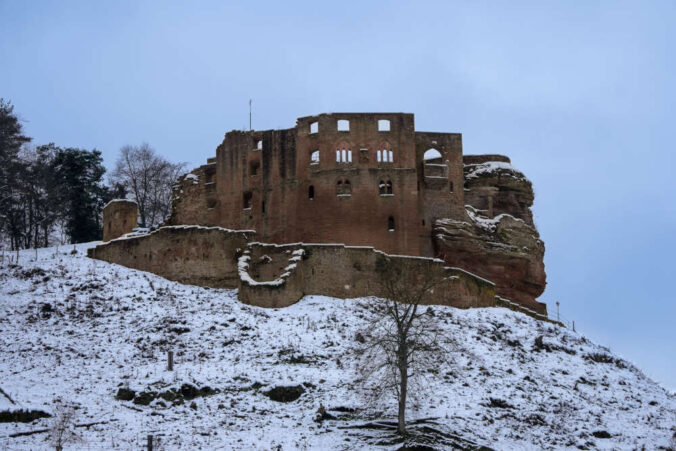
[297,112,414,121]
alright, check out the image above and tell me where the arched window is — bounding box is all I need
[256,140,263,150]
[336,148,352,163]
[337,179,352,196]
[379,179,393,195]
[309,185,315,200]
[388,216,395,231]
[378,149,393,162]
[423,148,442,162]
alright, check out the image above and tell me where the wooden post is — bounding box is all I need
[573,321,576,332]
[167,350,174,371]
[147,434,153,451]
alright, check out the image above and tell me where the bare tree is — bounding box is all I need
[110,143,185,228]
[48,403,82,451]
[354,256,453,435]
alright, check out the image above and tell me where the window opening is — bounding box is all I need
[378,149,393,162]
[243,192,252,209]
[386,180,393,194]
[310,121,318,134]
[337,119,350,131]
[309,185,315,200]
[249,161,260,176]
[449,182,454,193]
[256,140,263,150]
[379,180,386,195]
[310,150,320,164]
[423,148,442,161]
[378,119,390,131]
[336,148,352,163]
[388,216,395,231]
[337,179,352,196]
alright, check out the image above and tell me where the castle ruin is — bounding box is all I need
[90,113,547,317]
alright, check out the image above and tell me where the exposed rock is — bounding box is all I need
[434,206,546,314]
[0,409,51,423]
[432,155,547,313]
[463,155,535,227]
[264,385,305,403]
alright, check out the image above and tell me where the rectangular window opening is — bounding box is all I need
[337,119,350,131]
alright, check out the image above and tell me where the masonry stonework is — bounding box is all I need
[102,200,138,242]
[94,113,548,315]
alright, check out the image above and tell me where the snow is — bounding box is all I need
[184,174,199,185]
[0,245,674,449]
[465,161,527,181]
[102,198,136,210]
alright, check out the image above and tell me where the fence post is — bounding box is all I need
[167,350,174,371]
[147,434,153,451]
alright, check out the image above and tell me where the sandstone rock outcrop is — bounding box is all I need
[434,155,546,314]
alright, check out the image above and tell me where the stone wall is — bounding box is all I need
[89,226,496,310]
[238,242,496,309]
[169,113,468,257]
[102,200,138,242]
[88,226,254,288]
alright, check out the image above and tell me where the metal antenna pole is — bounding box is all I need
[249,99,252,131]
[556,301,560,323]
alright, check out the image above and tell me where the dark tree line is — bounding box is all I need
[0,99,108,248]
[1,99,186,250]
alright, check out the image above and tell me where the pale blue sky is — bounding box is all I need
[1,1,674,389]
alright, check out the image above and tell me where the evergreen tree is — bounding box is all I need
[0,99,32,248]
[50,147,108,243]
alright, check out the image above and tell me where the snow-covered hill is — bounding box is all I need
[0,244,674,450]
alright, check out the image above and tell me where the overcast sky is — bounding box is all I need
[1,1,674,390]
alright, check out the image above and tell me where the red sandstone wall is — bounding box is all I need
[170,113,467,258]
[238,242,496,309]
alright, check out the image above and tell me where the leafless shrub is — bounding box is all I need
[47,402,82,451]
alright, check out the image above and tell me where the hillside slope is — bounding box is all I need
[0,245,674,450]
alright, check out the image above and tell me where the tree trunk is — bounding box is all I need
[398,347,408,434]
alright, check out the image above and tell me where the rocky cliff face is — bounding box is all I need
[435,155,547,314]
